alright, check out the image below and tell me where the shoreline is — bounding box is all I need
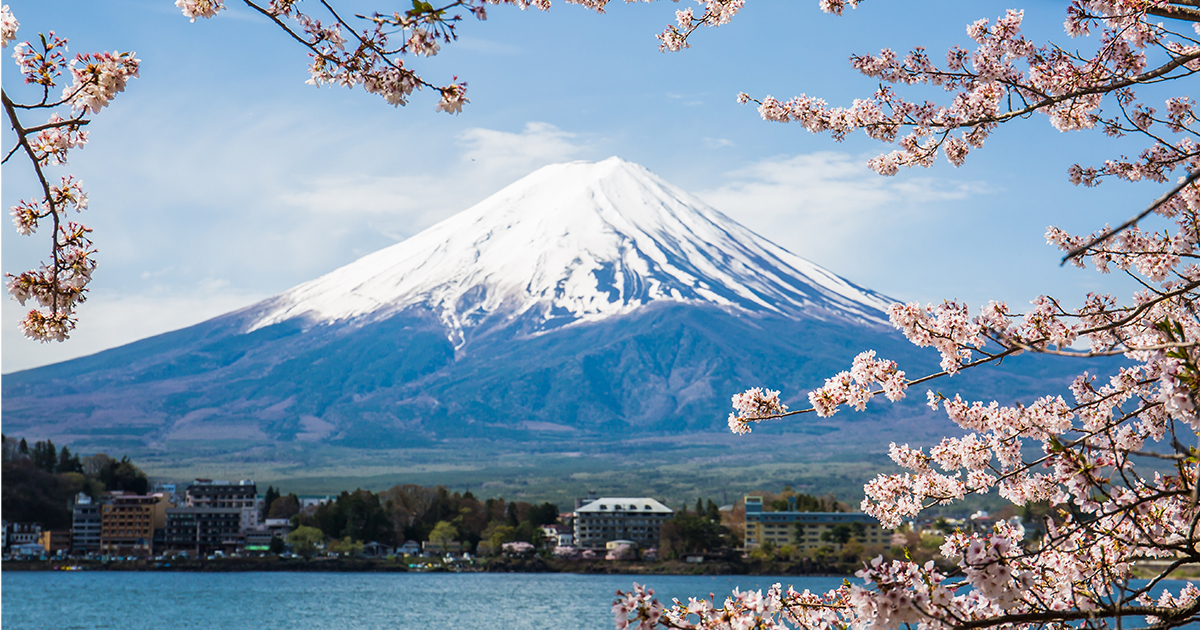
[0,556,855,577]
[12,558,1200,580]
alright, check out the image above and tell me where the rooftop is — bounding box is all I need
[576,498,673,514]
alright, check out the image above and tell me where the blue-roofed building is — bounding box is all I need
[743,495,891,550]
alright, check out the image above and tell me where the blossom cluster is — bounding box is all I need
[644,583,856,630]
[501,540,535,554]
[6,221,96,342]
[887,300,1009,373]
[807,350,907,417]
[0,5,16,48]
[726,387,787,434]
[61,51,140,115]
[613,584,664,630]
[175,0,225,22]
[29,115,89,167]
[656,0,744,52]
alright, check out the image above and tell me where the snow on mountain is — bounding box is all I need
[249,157,893,343]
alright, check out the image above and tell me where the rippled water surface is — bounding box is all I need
[1,571,847,630]
[7,571,1197,629]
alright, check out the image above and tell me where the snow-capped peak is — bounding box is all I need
[248,157,893,341]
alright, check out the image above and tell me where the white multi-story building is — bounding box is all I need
[71,493,102,554]
[573,497,673,550]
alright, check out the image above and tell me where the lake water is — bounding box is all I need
[4,571,1197,629]
[1,572,847,630]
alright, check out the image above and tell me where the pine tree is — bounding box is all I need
[264,485,281,516]
[56,446,77,473]
[31,440,57,473]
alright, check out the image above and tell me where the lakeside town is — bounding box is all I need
[2,437,1029,574]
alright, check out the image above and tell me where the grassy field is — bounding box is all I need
[130,434,895,504]
[131,434,1032,512]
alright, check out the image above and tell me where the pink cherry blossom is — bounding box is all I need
[1,4,17,48]
[623,4,1200,630]
[175,0,225,22]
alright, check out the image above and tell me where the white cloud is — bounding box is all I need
[452,36,525,56]
[273,122,594,241]
[703,137,735,148]
[2,286,269,374]
[457,122,588,179]
[695,152,993,281]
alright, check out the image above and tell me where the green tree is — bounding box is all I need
[268,536,286,555]
[1,458,75,529]
[80,453,111,477]
[263,486,281,515]
[30,440,56,473]
[268,494,300,519]
[821,523,866,547]
[328,536,364,557]
[97,456,149,494]
[659,514,730,559]
[55,446,82,474]
[287,525,324,558]
[428,520,458,550]
[527,502,559,527]
[306,489,395,544]
[479,522,515,556]
[340,490,394,544]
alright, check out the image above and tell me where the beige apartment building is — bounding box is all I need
[100,492,171,556]
[743,495,890,550]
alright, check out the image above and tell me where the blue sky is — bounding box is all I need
[1,0,1164,372]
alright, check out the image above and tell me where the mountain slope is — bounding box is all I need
[0,157,1101,482]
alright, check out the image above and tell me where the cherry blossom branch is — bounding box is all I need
[1061,170,1200,264]
[4,89,65,317]
[2,8,136,341]
[954,597,1200,630]
[1148,1,1200,22]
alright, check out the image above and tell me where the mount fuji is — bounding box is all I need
[1,158,1072,483]
[249,157,892,340]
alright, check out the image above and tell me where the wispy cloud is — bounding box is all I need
[2,285,269,373]
[695,152,994,281]
[275,122,592,240]
[458,122,588,178]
